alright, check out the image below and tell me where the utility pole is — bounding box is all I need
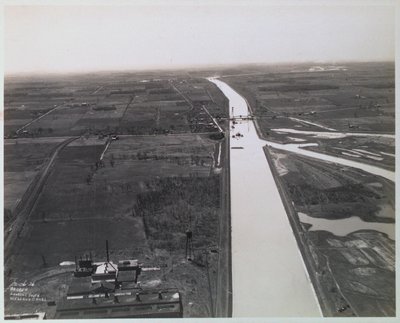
[204,250,214,317]
[185,229,193,261]
[106,240,110,262]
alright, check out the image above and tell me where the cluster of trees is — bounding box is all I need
[4,208,12,224]
[34,127,54,135]
[288,181,380,207]
[114,151,208,166]
[135,176,220,251]
[120,125,180,135]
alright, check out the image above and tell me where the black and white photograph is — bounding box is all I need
[2,0,397,320]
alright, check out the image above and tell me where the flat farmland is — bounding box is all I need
[223,62,395,136]
[4,137,69,221]
[4,67,233,319]
[30,134,216,223]
[5,73,227,139]
[29,142,106,221]
[24,105,89,136]
[223,63,395,173]
[4,78,85,136]
[6,133,224,317]
[119,101,192,135]
[101,134,216,176]
[4,70,229,319]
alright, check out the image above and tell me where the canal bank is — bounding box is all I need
[262,145,331,316]
[214,128,233,317]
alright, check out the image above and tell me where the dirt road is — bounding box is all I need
[214,135,232,317]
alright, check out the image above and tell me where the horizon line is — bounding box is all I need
[4,59,395,78]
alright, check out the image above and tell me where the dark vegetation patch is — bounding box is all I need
[258,84,339,92]
[92,106,116,111]
[362,83,394,89]
[135,176,220,251]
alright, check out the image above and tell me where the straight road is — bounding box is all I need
[214,135,232,317]
[16,104,64,134]
[202,105,224,133]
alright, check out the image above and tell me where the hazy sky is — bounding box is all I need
[4,2,395,74]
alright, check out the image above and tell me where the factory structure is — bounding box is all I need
[54,241,183,319]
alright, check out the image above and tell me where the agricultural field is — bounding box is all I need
[4,72,229,139]
[4,71,230,318]
[222,62,394,132]
[4,137,68,222]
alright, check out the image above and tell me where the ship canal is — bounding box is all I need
[208,77,321,317]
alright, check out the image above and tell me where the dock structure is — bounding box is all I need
[229,115,254,121]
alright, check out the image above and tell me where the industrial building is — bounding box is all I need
[55,290,183,319]
[54,240,183,319]
[5,312,46,320]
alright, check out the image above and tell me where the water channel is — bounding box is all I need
[298,212,395,240]
[209,77,395,316]
[208,77,321,317]
[266,142,394,182]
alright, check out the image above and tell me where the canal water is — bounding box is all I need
[208,78,321,317]
[266,142,395,182]
[298,212,395,240]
